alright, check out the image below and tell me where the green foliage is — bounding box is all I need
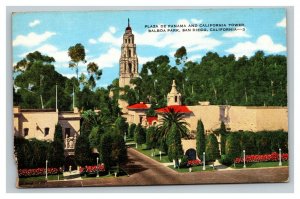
[89,126,103,149]
[174,46,187,66]
[220,154,234,166]
[146,126,157,149]
[114,116,128,136]
[48,124,65,168]
[240,131,258,154]
[98,132,127,169]
[68,43,87,80]
[225,133,241,161]
[131,51,287,107]
[99,132,112,170]
[54,124,63,143]
[219,121,227,155]
[205,134,220,162]
[74,135,93,166]
[13,52,72,110]
[167,124,184,164]
[128,123,136,138]
[14,137,51,169]
[157,108,189,142]
[196,120,205,160]
[134,124,146,145]
[48,140,65,168]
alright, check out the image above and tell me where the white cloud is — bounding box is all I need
[139,56,155,65]
[109,26,116,34]
[276,17,286,28]
[29,20,40,27]
[191,18,202,24]
[225,35,286,58]
[13,31,56,47]
[89,38,97,44]
[223,28,251,38]
[98,18,221,53]
[90,47,121,69]
[21,44,69,64]
[62,73,76,79]
[188,54,202,62]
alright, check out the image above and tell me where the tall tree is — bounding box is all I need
[225,133,241,163]
[68,43,87,80]
[167,124,183,167]
[219,121,227,155]
[74,135,93,166]
[157,108,189,142]
[134,124,146,147]
[196,120,205,160]
[87,62,102,89]
[205,133,220,167]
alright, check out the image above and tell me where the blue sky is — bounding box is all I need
[12,8,287,88]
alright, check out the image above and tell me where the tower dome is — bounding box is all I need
[167,80,182,106]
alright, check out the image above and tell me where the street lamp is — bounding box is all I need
[159,151,162,161]
[279,148,282,166]
[178,158,182,169]
[203,152,206,171]
[96,157,99,177]
[45,160,48,180]
[243,150,246,168]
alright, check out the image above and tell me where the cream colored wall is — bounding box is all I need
[18,111,58,141]
[127,110,146,125]
[187,105,221,132]
[59,112,81,138]
[255,107,288,131]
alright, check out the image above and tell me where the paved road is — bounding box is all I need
[18,147,289,188]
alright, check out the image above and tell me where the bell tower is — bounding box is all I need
[167,80,182,106]
[119,18,139,88]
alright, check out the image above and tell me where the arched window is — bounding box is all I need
[128,49,131,58]
[129,63,132,73]
[175,96,178,102]
[24,128,29,137]
[44,127,50,136]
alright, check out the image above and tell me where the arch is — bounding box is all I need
[185,148,197,160]
[128,49,131,58]
[64,155,76,171]
[129,63,132,73]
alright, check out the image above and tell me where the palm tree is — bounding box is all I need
[157,107,190,143]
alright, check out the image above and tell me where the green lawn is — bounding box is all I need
[232,161,288,169]
[134,144,172,163]
[19,174,64,183]
[168,165,214,173]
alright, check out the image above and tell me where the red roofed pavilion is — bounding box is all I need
[155,105,192,114]
[127,102,150,110]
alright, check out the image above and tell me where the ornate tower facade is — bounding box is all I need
[167,80,182,106]
[119,19,139,88]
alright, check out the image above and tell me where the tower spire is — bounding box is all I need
[128,18,130,27]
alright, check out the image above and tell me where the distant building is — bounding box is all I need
[13,106,81,156]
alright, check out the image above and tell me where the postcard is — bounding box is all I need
[12,8,288,188]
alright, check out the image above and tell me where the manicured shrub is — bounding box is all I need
[128,123,136,138]
[225,133,241,162]
[167,124,184,165]
[220,154,234,166]
[205,133,220,163]
[134,124,146,146]
[196,120,205,160]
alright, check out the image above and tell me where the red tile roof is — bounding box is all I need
[127,102,149,110]
[155,105,192,113]
[147,116,158,125]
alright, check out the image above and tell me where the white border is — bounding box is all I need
[1,0,299,198]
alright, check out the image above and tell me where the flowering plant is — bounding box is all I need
[234,152,288,164]
[187,159,202,167]
[18,167,61,177]
[80,164,105,175]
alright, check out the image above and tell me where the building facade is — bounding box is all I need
[13,106,81,156]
